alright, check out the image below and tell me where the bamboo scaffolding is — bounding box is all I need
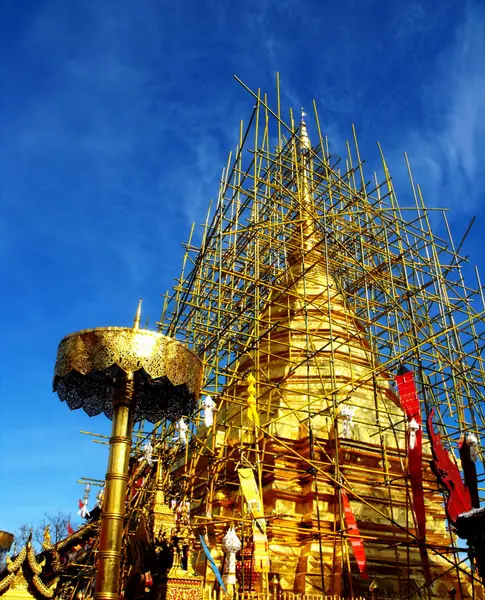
[151,77,485,599]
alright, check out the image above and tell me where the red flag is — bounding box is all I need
[78,499,84,510]
[395,370,420,420]
[395,370,426,538]
[341,491,368,579]
[67,522,75,536]
[396,369,431,582]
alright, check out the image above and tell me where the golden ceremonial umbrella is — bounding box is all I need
[53,302,202,600]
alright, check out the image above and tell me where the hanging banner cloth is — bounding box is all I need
[341,491,368,579]
[427,409,472,523]
[199,534,227,593]
[395,367,431,583]
[238,467,270,572]
[459,434,480,509]
[238,467,264,519]
[395,368,426,540]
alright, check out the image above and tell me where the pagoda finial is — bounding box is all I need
[300,107,311,153]
[133,298,143,330]
[297,108,314,226]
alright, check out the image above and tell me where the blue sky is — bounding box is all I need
[1,0,484,535]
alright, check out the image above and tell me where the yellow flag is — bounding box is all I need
[238,467,264,520]
[237,467,269,572]
[246,373,260,426]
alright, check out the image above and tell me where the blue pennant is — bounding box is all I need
[199,534,227,592]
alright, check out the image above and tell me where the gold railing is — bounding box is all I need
[204,592,384,600]
[238,594,371,600]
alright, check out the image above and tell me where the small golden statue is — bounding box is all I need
[42,525,52,550]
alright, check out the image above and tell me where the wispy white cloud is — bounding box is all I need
[388,1,485,213]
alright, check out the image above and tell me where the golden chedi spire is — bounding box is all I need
[297,109,318,252]
[133,298,143,330]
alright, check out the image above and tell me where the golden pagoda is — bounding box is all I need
[3,77,485,600]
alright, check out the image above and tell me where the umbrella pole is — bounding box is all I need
[94,372,135,600]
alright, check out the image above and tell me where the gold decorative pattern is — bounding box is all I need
[55,521,98,551]
[31,576,59,599]
[54,328,201,386]
[0,574,15,593]
[0,542,59,599]
[53,327,203,423]
[5,547,27,574]
[26,546,44,576]
[159,576,203,600]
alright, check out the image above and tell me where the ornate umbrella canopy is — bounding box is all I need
[53,327,202,423]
